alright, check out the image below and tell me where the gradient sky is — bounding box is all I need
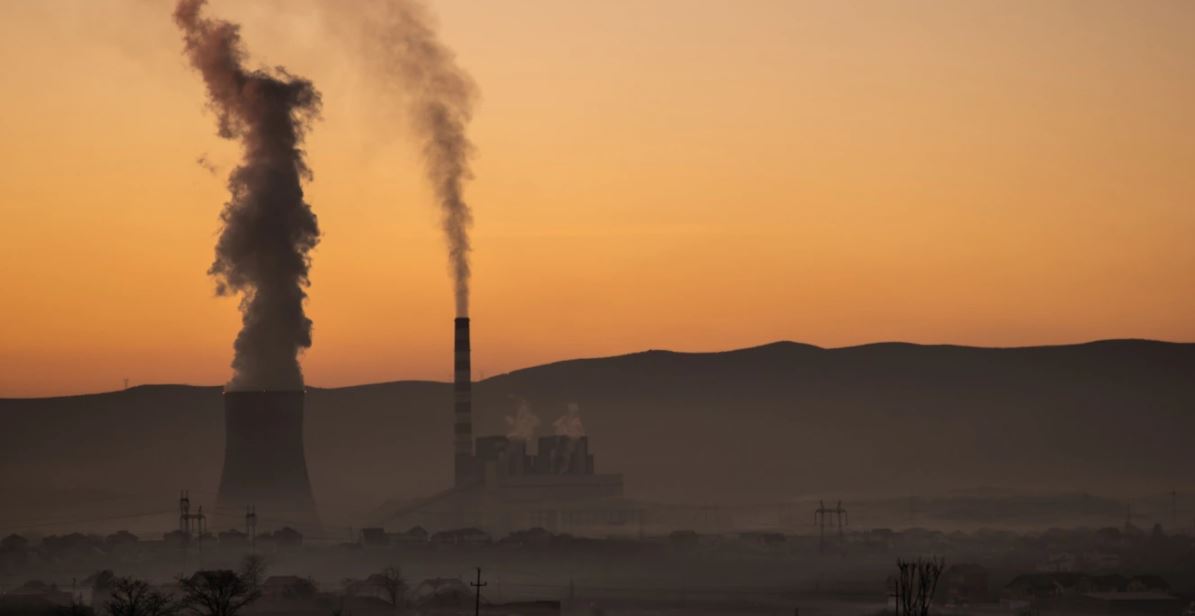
[1,0,1193,397]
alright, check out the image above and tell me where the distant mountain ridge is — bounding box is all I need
[1,339,1192,527]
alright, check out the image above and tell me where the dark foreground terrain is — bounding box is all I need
[2,523,1195,615]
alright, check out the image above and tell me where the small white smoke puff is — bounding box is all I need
[553,403,586,438]
[505,398,540,441]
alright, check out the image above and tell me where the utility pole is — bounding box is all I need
[246,505,257,553]
[178,490,190,568]
[815,500,826,553]
[179,490,192,547]
[471,567,487,616]
[196,505,206,555]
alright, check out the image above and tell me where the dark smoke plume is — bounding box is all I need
[175,0,322,391]
[360,0,478,317]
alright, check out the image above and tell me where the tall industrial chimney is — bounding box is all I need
[215,390,321,531]
[454,317,474,486]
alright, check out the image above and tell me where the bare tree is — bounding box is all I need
[177,570,260,616]
[895,557,945,616]
[369,566,407,608]
[105,577,177,616]
[238,554,267,591]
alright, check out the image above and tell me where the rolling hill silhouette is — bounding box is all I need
[1,339,1191,529]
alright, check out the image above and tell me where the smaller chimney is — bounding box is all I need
[453,317,473,486]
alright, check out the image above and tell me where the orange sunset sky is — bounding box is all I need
[1,1,1193,397]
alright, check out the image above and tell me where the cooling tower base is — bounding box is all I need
[214,390,321,533]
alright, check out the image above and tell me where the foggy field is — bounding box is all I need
[4,524,1195,615]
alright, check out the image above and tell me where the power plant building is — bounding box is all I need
[382,432,630,536]
[381,318,631,536]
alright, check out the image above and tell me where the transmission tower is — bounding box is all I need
[178,490,207,552]
[179,490,191,537]
[814,500,848,553]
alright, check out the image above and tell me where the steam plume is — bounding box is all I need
[175,0,322,390]
[505,397,541,442]
[553,403,586,438]
[359,0,477,316]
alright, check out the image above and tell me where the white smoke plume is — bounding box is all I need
[504,397,540,442]
[553,402,586,438]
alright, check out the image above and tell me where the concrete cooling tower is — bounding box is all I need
[214,390,321,532]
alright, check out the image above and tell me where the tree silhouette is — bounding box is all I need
[238,554,267,591]
[177,570,259,616]
[895,557,945,616]
[105,577,177,616]
[369,566,407,608]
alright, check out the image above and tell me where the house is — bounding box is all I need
[344,573,403,605]
[104,531,138,549]
[1070,592,1182,614]
[431,527,491,545]
[360,527,389,547]
[217,529,248,547]
[390,525,430,545]
[1004,572,1086,601]
[1085,575,1129,592]
[669,530,700,546]
[411,577,470,607]
[270,526,303,548]
[738,531,786,547]
[863,528,895,550]
[1126,575,1170,593]
[0,534,30,570]
[0,534,28,552]
[162,529,189,547]
[1082,551,1123,570]
[1036,552,1079,572]
[41,533,102,556]
[1004,572,1174,610]
[500,527,555,547]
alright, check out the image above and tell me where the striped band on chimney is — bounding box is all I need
[453,317,473,486]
